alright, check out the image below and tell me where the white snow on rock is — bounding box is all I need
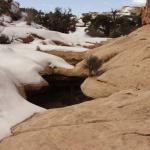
[0,15,12,23]
[0,46,73,84]
[132,0,146,5]
[10,1,20,14]
[1,21,107,48]
[76,19,85,27]
[12,42,88,53]
[39,45,88,52]
[0,45,73,140]
[0,67,45,140]
[68,27,108,46]
[118,6,142,16]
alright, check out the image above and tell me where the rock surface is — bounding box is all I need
[1,89,150,150]
[81,25,150,98]
[46,50,86,65]
[143,0,150,24]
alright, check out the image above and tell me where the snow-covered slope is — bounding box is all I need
[0,68,44,140]
[69,27,107,46]
[1,21,107,49]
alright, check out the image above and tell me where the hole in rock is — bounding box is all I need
[27,74,92,109]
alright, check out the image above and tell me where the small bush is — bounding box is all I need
[84,11,142,38]
[26,18,32,25]
[85,27,105,37]
[109,31,122,38]
[26,12,33,25]
[11,11,22,21]
[0,1,11,15]
[82,14,92,26]
[84,56,102,76]
[36,46,41,51]
[0,34,11,44]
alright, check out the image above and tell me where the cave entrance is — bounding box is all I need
[26,74,92,109]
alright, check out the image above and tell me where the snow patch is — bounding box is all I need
[0,45,73,140]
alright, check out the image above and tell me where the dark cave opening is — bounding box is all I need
[26,74,92,109]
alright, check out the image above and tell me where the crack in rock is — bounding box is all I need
[122,132,150,137]
[10,119,113,138]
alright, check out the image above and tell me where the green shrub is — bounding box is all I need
[85,11,142,38]
[45,8,77,33]
[82,14,92,26]
[0,34,11,44]
[23,7,77,33]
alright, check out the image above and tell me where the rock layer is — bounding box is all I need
[142,0,150,24]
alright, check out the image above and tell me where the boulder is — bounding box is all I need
[142,0,150,24]
[81,25,150,98]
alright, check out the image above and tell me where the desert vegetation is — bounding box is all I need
[23,7,77,33]
[83,10,142,37]
[0,0,142,38]
[0,0,21,20]
[82,13,92,27]
[0,34,12,44]
[84,56,103,76]
[0,0,12,15]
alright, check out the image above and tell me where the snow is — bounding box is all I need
[0,15,12,23]
[0,67,45,140]
[76,19,85,27]
[68,27,107,46]
[121,6,133,13]
[12,42,88,52]
[119,6,142,16]
[39,45,88,52]
[0,45,73,140]
[132,0,146,6]
[1,22,66,43]
[1,21,107,48]
[10,1,20,14]
[0,46,73,83]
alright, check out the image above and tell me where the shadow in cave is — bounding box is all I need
[26,74,92,109]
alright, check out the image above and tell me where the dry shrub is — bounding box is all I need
[84,56,103,76]
[0,34,11,44]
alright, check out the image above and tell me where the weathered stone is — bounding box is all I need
[1,90,150,150]
[81,25,150,98]
[142,0,150,24]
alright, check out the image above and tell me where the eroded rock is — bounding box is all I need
[81,25,150,98]
[142,0,150,24]
[1,90,150,150]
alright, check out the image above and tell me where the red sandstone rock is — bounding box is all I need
[142,0,150,24]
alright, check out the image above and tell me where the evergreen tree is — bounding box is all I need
[82,14,92,26]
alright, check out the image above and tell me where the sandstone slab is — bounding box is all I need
[1,90,150,150]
